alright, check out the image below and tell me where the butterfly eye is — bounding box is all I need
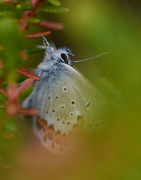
[60,53,68,64]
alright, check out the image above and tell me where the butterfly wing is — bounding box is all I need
[67,67,108,129]
[23,62,109,154]
[50,63,109,132]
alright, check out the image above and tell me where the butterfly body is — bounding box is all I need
[23,36,109,154]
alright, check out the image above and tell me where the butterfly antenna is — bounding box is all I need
[42,35,54,54]
[42,35,51,47]
[72,52,112,63]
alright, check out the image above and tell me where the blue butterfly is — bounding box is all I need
[23,36,109,154]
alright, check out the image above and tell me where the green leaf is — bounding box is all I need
[0,109,5,118]
[47,0,61,7]
[7,71,17,83]
[39,7,69,14]
[0,93,7,101]
[0,105,7,109]
[0,11,16,18]
[0,11,21,19]
[26,17,41,24]
[5,118,17,133]
[16,3,34,11]
[0,69,5,77]
[24,47,45,54]
[0,19,24,82]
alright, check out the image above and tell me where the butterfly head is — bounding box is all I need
[42,35,74,66]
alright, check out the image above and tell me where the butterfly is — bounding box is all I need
[23,36,109,154]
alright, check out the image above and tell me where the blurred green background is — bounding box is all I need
[1,0,141,179]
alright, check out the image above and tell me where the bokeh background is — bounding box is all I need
[1,0,141,179]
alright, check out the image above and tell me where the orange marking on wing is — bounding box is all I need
[36,117,83,152]
[53,132,62,149]
[37,117,48,130]
[44,128,55,142]
[54,132,61,143]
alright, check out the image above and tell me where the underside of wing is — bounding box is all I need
[23,63,110,154]
[34,64,109,135]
